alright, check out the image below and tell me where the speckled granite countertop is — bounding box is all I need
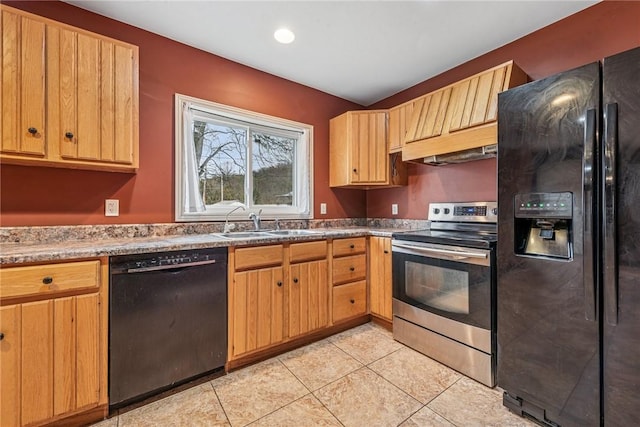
[0,227,411,265]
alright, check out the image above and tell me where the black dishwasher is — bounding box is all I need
[109,247,227,409]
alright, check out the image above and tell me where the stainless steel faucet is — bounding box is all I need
[248,209,263,231]
[223,205,245,233]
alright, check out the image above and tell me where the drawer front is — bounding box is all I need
[332,254,366,285]
[333,280,367,322]
[289,240,327,263]
[333,237,366,257]
[235,245,284,271]
[0,260,101,299]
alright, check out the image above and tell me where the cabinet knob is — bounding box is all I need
[28,127,38,135]
[65,132,74,139]
[350,244,355,249]
[384,250,389,254]
[350,299,355,304]
[276,281,283,287]
[293,278,299,284]
[0,332,4,341]
[349,266,355,271]
[42,276,53,285]
[352,168,357,173]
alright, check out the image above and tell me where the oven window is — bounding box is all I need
[405,261,470,314]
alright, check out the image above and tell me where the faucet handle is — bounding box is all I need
[275,218,281,230]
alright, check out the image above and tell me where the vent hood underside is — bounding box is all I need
[423,144,497,166]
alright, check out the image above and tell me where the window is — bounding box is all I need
[175,94,313,222]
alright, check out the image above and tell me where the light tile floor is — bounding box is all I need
[92,323,536,427]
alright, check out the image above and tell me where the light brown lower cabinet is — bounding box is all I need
[369,236,393,321]
[228,242,332,361]
[0,259,108,427]
[288,260,329,338]
[230,265,285,358]
[332,280,367,322]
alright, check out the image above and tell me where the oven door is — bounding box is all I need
[392,240,492,331]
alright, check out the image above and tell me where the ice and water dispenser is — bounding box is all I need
[513,192,573,260]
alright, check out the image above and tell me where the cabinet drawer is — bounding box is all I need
[289,240,327,263]
[333,280,367,322]
[333,237,366,257]
[332,254,366,285]
[235,245,284,271]
[0,260,101,299]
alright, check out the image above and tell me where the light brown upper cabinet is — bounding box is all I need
[388,99,415,153]
[330,110,407,188]
[0,5,139,172]
[402,61,527,162]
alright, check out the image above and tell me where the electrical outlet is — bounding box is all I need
[105,199,119,217]
[392,204,398,215]
[320,203,327,215]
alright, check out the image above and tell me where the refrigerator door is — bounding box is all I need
[497,63,600,426]
[602,46,640,426]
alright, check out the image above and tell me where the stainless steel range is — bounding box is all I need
[392,201,497,387]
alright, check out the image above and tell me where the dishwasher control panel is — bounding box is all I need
[110,248,226,274]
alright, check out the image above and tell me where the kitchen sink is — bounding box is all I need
[217,231,271,239]
[267,230,323,236]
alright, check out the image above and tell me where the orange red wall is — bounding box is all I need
[366,0,640,218]
[1,1,639,225]
[0,0,364,226]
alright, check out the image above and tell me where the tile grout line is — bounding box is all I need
[208,380,233,427]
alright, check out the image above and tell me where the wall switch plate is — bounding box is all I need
[320,203,327,215]
[105,199,120,217]
[392,204,398,215]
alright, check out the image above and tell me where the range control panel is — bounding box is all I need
[428,202,497,223]
[514,192,573,219]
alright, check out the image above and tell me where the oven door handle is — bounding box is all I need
[392,242,488,260]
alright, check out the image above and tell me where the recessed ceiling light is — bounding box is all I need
[274,28,295,44]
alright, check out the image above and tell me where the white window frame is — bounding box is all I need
[175,93,313,222]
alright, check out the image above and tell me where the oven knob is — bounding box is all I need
[433,208,440,214]
[443,208,450,215]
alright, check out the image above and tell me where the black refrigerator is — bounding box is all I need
[497,46,640,427]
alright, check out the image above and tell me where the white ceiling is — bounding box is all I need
[65,0,598,106]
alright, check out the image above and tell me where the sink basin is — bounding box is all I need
[217,231,271,239]
[267,229,323,236]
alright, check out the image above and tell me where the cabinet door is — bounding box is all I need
[388,101,414,153]
[369,237,393,320]
[1,9,46,157]
[57,29,136,166]
[21,300,54,425]
[289,259,329,338]
[0,304,21,427]
[350,111,387,184]
[231,267,284,357]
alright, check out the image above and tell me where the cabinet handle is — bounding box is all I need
[276,281,283,287]
[384,250,389,254]
[293,278,299,283]
[349,266,355,271]
[0,332,4,341]
[350,244,355,249]
[65,132,74,139]
[28,127,38,135]
[350,299,355,304]
[42,276,53,285]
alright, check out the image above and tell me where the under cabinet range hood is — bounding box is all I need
[422,144,496,166]
[401,61,528,164]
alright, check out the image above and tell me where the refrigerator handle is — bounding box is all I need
[583,108,597,321]
[603,103,618,325]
